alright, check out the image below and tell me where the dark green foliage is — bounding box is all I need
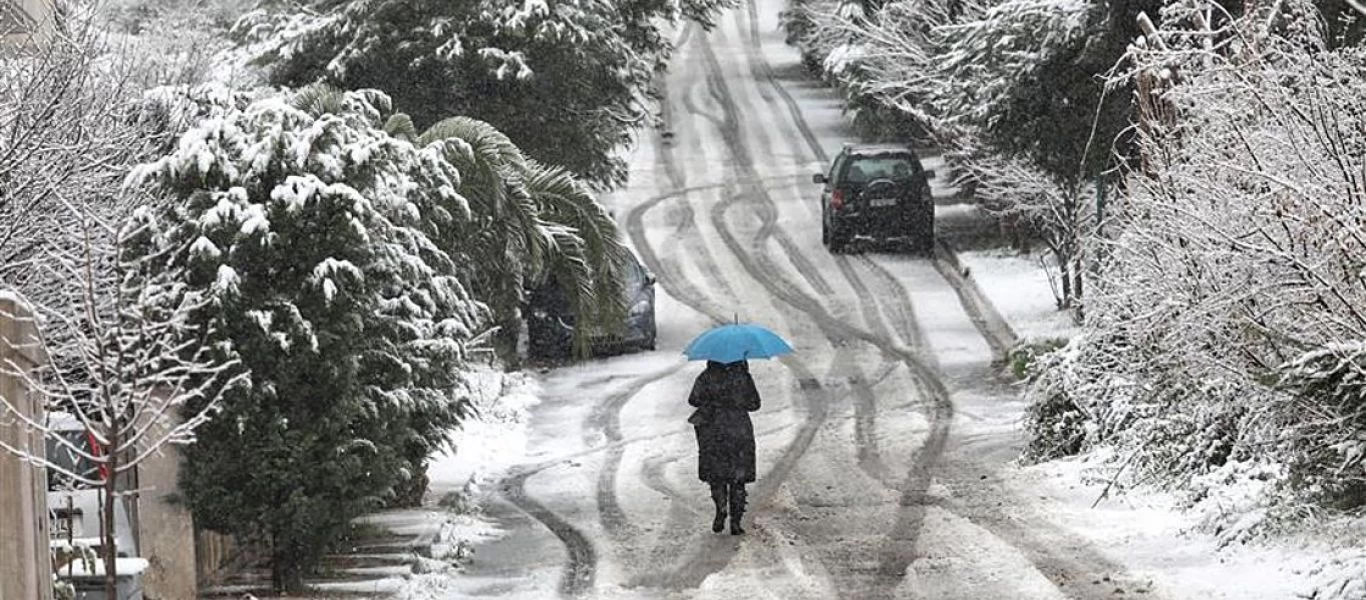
[1320,0,1366,46]
[134,87,480,591]
[1022,387,1089,461]
[248,0,733,189]
[987,30,1116,184]
[1276,345,1366,510]
[1009,338,1069,380]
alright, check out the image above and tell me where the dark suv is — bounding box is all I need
[813,143,936,254]
[526,250,657,360]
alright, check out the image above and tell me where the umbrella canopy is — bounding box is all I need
[683,323,794,363]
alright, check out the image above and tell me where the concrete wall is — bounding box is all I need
[0,295,53,600]
[136,432,197,599]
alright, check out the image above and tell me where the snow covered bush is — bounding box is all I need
[1277,343,1366,509]
[127,85,486,591]
[1027,0,1366,528]
[1306,552,1366,600]
[956,149,1095,308]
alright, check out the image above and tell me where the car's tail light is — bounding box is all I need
[831,189,846,211]
[87,431,108,483]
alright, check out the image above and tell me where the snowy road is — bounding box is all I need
[443,1,1146,598]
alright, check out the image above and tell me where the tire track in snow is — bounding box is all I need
[930,239,1019,362]
[718,15,904,506]
[628,61,843,589]
[626,14,937,596]
[725,7,956,593]
[829,257,900,489]
[693,35,957,597]
[741,0,828,165]
[655,24,747,310]
[730,0,922,516]
[589,364,688,544]
[639,453,699,570]
[734,3,1148,597]
[501,469,597,598]
[735,0,1012,363]
[700,28,835,300]
[634,414,813,583]
[627,184,836,589]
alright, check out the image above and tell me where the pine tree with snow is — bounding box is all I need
[231,0,733,189]
[128,85,484,590]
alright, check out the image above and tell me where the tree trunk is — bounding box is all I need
[1072,254,1085,321]
[494,310,523,369]
[270,543,284,592]
[272,543,305,592]
[103,426,119,600]
[1058,250,1073,308]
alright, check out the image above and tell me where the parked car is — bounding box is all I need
[46,411,137,558]
[526,250,657,360]
[813,143,936,254]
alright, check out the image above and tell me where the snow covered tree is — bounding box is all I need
[804,0,1111,307]
[1027,0,1366,522]
[127,85,485,590]
[956,150,1094,308]
[0,204,243,599]
[231,0,733,189]
[1,20,163,302]
[0,0,247,313]
[799,0,1122,174]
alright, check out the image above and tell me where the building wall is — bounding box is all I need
[0,296,54,600]
[137,423,198,600]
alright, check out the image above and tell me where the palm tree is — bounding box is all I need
[416,116,630,363]
[289,84,630,363]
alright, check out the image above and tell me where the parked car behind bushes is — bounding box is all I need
[527,250,657,360]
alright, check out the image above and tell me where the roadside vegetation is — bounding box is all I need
[788,0,1366,582]
[0,0,729,592]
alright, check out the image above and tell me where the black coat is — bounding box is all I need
[688,361,761,483]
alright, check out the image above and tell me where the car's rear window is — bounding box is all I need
[843,154,919,184]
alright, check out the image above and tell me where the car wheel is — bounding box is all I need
[821,218,830,247]
[829,231,850,254]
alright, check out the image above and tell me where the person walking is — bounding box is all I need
[687,360,761,535]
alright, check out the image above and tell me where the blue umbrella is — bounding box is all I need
[683,323,794,363]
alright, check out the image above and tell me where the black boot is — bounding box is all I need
[709,482,728,533]
[728,483,747,535]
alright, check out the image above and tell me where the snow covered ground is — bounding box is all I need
[958,246,1361,600]
[955,249,1078,343]
[1020,457,1366,600]
[325,0,1362,597]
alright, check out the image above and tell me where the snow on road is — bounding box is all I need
[387,0,1340,598]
